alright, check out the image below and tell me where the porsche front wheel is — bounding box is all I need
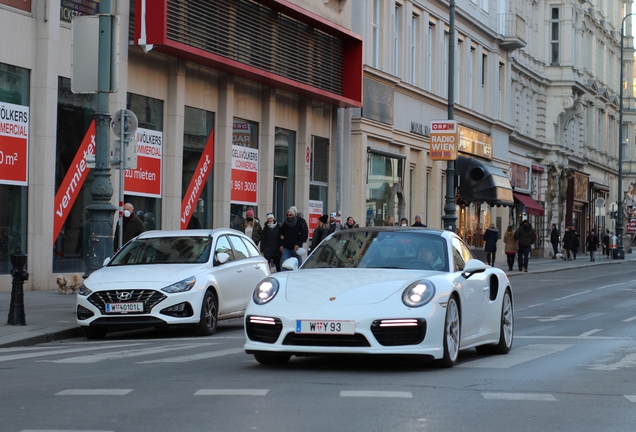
[435,295,460,368]
[476,288,513,355]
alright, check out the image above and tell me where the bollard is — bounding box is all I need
[7,245,28,326]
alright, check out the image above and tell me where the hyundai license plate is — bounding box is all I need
[105,302,144,313]
[296,320,355,334]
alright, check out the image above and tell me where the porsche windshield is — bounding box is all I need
[302,230,448,271]
[109,236,212,266]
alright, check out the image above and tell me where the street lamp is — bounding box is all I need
[616,12,635,260]
[442,0,457,232]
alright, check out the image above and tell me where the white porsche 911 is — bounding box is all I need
[244,227,513,367]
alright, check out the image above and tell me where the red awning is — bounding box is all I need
[513,193,545,216]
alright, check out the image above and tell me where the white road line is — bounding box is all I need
[589,352,636,371]
[578,329,602,337]
[0,344,147,363]
[136,348,244,363]
[554,290,592,301]
[56,389,133,396]
[628,279,636,283]
[625,395,636,403]
[41,343,219,364]
[21,430,114,432]
[482,393,556,401]
[597,283,622,290]
[517,335,634,340]
[459,344,571,369]
[528,303,544,308]
[623,316,636,322]
[340,391,412,398]
[194,389,269,396]
[574,312,605,320]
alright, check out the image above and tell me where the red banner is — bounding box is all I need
[180,131,215,229]
[53,120,96,244]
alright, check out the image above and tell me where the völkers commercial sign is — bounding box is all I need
[0,102,29,186]
[124,128,162,198]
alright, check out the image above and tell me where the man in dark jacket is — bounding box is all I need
[550,224,560,259]
[113,202,146,251]
[260,213,281,272]
[279,206,308,268]
[412,215,427,227]
[483,223,499,266]
[514,220,536,272]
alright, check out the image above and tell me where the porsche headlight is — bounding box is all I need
[162,276,196,293]
[253,278,280,305]
[78,283,92,296]
[402,280,436,308]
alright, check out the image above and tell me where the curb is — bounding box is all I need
[0,326,83,348]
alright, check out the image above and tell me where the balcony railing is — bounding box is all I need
[497,12,527,50]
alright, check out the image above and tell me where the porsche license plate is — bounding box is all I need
[296,320,355,334]
[105,302,144,313]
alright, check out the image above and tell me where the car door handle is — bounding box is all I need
[254,264,261,269]
[483,285,489,291]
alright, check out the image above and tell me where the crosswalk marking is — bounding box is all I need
[577,329,602,337]
[482,393,556,401]
[340,391,412,398]
[554,291,592,301]
[40,343,219,364]
[56,389,133,396]
[588,349,636,371]
[194,389,268,396]
[625,395,636,403]
[136,348,244,363]
[459,344,571,368]
[574,313,605,320]
[0,344,147,363]
[623,316,636,322]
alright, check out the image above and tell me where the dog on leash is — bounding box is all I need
[554,253,564,261]
[56,274,83,294]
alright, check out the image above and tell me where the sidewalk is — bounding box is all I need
[0,252,634,348]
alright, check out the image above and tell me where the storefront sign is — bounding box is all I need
[0,0,31,13]
[0,101,29,186]
[362,78,394,125]
[124,128,162,198]
[53,120,95,243]
[429,120,457,161]
[627,218,636,233]
[509,162,530,191]
[60,0,99,24]
[573,172,589,202]
[180,131,214,229]
[308,200,323,239]
[458,126,492,159]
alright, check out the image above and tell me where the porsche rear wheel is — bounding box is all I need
[476,288,513,355]
[435,295,460,368]
[195,291,218,336]
[253,353,291,365]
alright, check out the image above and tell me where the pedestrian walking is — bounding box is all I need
[113,202,146,251]
[411,215,427,227]
[503,225,517,271]
[310,215,329,254]
[327,212,344,234]
[279,206,308,268]
[240,207,263,246]
[562,226,574,260]
[602,229,610,257]
[260,213,282,272]
[571,227,580,259]
[344,216,359,229]
[586,229,600,262]
[550,224,560,259]
[514,220,536,272]
[483,223,499,266]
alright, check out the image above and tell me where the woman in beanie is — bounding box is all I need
[310,215,329,253]
[240,207,262,246]
[260,212,281,272]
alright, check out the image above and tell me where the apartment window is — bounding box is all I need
[456,39,462,105]
[372,0,381,68]
[410,13,419,85]
[622,124,629,161]
[468,47,474,109]
[310,136,329,224]
[498,62,504,120]
[427,23,434,91]
[481,0,488,13]
[550,6,560,65]
[481,53,487,87]
[443,31,449,98]
[394,3,402,77]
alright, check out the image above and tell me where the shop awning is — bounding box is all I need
[456,156,515,206]
[513,193,545,216]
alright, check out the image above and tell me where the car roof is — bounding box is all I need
[135,228,243,239]
[334,226,446,237]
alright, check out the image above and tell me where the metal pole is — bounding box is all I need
[616,13,634,260]
[442,0,457,232]
[119,110,125,251]
[86,0,117,275]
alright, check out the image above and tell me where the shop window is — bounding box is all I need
[230,118,260,227]
[273,127,296,223]
[366,150,404,227]
[310,136,329,218]
[124,93,164,235]
[182,106,214,229]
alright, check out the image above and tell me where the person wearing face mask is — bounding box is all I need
[399,217,409,227]
[240,207,262,246]
[113,202,146,251]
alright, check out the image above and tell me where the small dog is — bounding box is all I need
[56,274,83,294]
[554,253,564,261]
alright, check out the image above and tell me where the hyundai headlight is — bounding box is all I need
[253,278,280,305]
[162,276,196,293]
[78,283,92,296]
[402,280,436,308]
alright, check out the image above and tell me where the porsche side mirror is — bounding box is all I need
[282,257,299,271]
[461,259,486,278]
[103,257,111,267]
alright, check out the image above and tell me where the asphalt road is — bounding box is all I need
[1,265,636,432]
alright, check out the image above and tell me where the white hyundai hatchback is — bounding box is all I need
[76,229,270,339]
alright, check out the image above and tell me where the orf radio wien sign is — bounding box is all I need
[0,102,29,186]
[429,120,457,161]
